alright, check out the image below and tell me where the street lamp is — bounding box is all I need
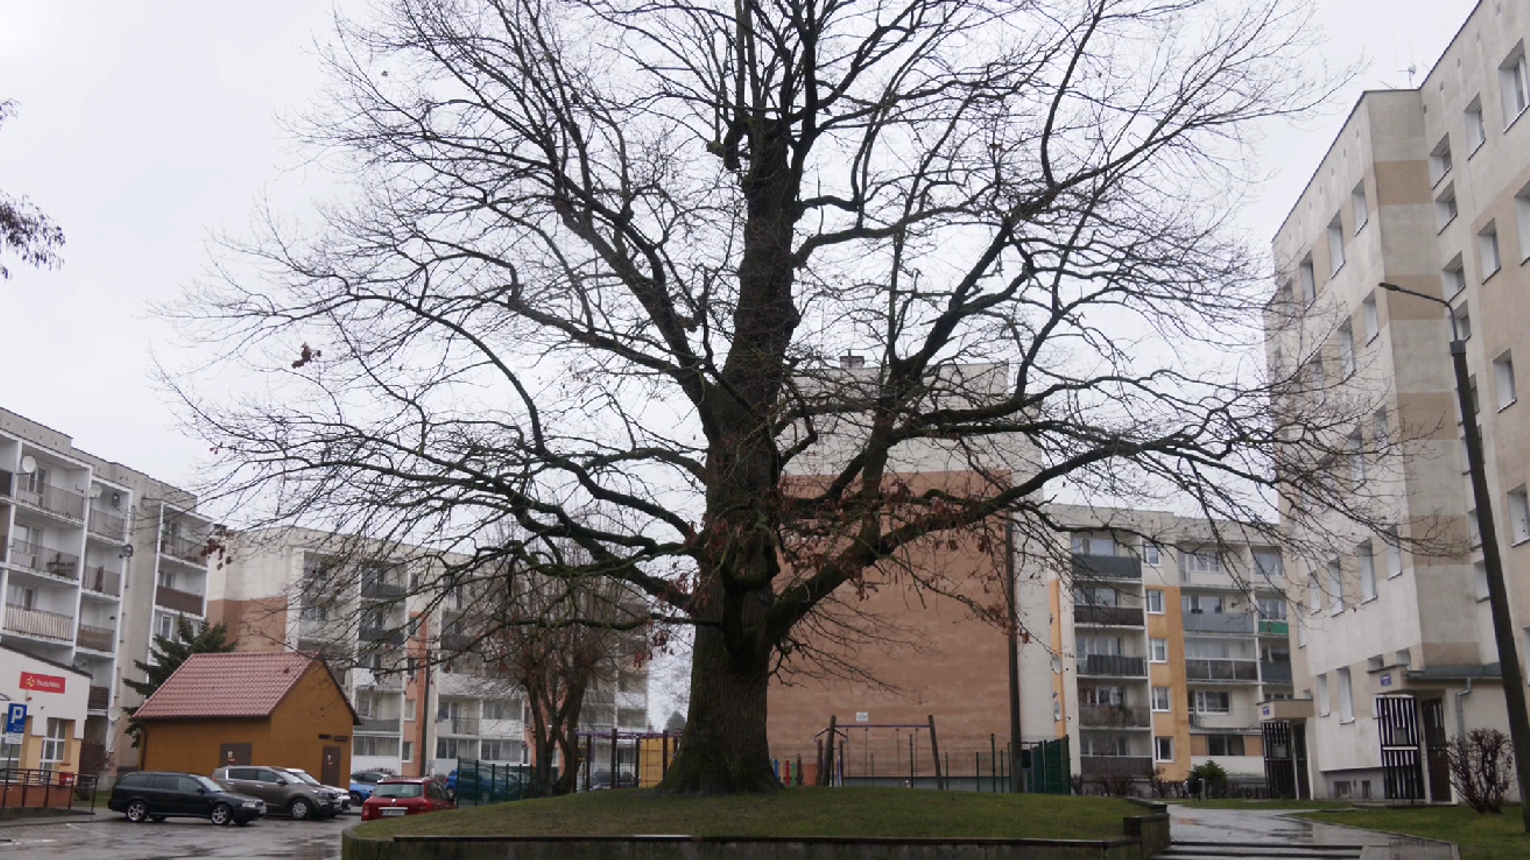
[1378,281,1530,829]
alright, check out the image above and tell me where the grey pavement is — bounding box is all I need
[1163,806,1455,860]
[0,809,350,859]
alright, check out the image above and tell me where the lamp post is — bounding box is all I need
[1378,281,1530,829]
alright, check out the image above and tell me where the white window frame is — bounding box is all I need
[1358,542,1377,602]
[1466,96,1487,153]
[1351,181,1368,233]
[1455,303,1472,341]
[1154,736,1174,762]
[1300,258,1317,306]
[1338,323,1355,377]
[1307,571,1322,616]
[1327,216,1346,275]
[1436,183,1458,232]
[1151,687,1171,712]
[1443,255,1467,298]
[1149,638,1168,663]
[1316,673,1330,717]
[1509,486,1530,545]
[1373,407,1389,449]
[1192,691,1231,715]
[1476,562,1490,601]
[1362,293,1379,342]
[1500,47,1529,126]
[404,699,417,722]
[401,740,414,762]
[1145,589,1165,614]
[1348,431,1365,484]
[1142,543,1161,567]
[40,719,67,771]
[1328,560,1343,616]
[1479,222,1502,280]
[1518,182,1530,263]
[1495,351,1517,410]
[1337,667,1354,723]
[1429,136,1453,186]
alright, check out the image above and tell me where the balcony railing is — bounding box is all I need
[82,566,122,597]
[1071,554,1142,581]
[1073,603,1144,626]
[298,617,346,642]
[438,717,481,736]
[88,685,110,711]
[1257,619,1290,637]
[361,581,406,601]
[154,585,204,615]
[1190,712,1260,731]
[440,632,475,652]
[1183,611,1255,634]
[87,508,127,541]
[3,604,74,641]
[1079,756,1154,777]
[1078,704,1152,728]
[159,534,208,566]
[360,627,407,646]
[1184,658,1259,682]
[1260,661,1294,684]
[76,624,115,652]
[13,481,86,521]
[356,715,403,735]
[7,541,80,581]
[1078,654,1147,678]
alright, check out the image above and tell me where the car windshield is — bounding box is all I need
[193,776,224,792]
[287,770,323,786]
[372,783,423,799]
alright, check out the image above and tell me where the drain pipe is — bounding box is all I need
[1456,678,1474,737]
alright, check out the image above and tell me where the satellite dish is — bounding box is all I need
[19,455,37,474]
[111,493,122,509]
[89,485,104,499]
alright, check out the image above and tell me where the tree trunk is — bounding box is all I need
[658,613,779,794]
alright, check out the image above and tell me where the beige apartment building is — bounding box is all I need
[1264,0,1530,801]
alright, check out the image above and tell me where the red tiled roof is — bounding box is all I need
[133,652,342,720]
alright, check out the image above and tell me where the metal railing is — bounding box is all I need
[360,626,406,646]
[82,566,122,597]
[1182,611,1255,634]
[3,605,75,641]
[1257,619,1290,637]
[1079,755,1154,777]
[154,585,204,615]
[159,534,208,566]
[1184,658,1259,682]
[1078,704,1151,728]
[1072,603,1144,626]
[86,508,126,541]
[1077,654,1147,678]
[356,715,403,734]
[361,580,406,600]
[88,685,110,711]
[438,717,481,736]
[76,624,115,652]
[1071,554,1142,580]
[0,769,99,812]
[13,481,86,521]
[1190,712,1260,731]
[7,540,80,580]
[1260,661,1294,684]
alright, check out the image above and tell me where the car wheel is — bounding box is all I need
[209,803,232,826]
[289,798,312,821]
[150,815,167,823]
[125,800,149,823]
[445,787,456,802]
[349,791,363,806]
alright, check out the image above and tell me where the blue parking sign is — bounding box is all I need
[4,703,26,735]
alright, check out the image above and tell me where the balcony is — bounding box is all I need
[1071,554,1142,581]
[88,685,110,711]
[81,566,122,597]
[1257,619,1289,637]
[87,508,127,541]
[1260,661,1294,684]
[76,624,115,652]
[360,627,406,646]
[440,632,475,652]
[438,717,481,736]
[1078,704,1151,729]
[1073,603,1144,627]
[361,580,406,601]
[1184,658,1259,683]
[1078,654,1147,678]
[1079,756,1154,777]
[159,534,208,567]
[298,617,346,642]
[1182,611,1255,634]
[7,541,80,581]
[1190,712,1260,731]
[356,715,403,735]
[3,604,74,641]
[13,480,86,521]
[479,718,522,739]
[154,585,204,615]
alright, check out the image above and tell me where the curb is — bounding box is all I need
[0,810,103,828]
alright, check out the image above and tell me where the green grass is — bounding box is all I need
[355,788,1140,840]
[1296,805,1530,860]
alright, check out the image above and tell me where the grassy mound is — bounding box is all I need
[1298,805,1530,860]
[355,787,1141,840]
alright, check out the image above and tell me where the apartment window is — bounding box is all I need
[155,612,175,641]
[1338,323,1355,377]
[1316,673,1330,716]
[1348,431,1365,484]
[1373,407,1389,449]
[1358,543,1376,601]
[1518,182,1530,263]
[1469,509,1483,547]
[1297,616,1307,647]
[1328,560,1343,616]
[1362,293,1379,341]
[1258,597,1288,620]
[401,741,414,763]
[6,585,36,611]
[1327,216,1346,275]
[1071,535,1119,556]
[1429,136,1453,186]
[404,700,416,722]
[1192,691,1231,714]
[1299,258,1317,305]
[1469,374,1480,415]
[1307,571,1322,615]
[1151,687,1172,712]
[1145,589,1165,614]
[353,735,400,757]
[1149,638,1168,663]
[1495,352,1517,410]
[1509,487,1530,545]
[1352,182,1368,232]
[1254,550,1283,583]
[1154,736,1174,762]
[1182,550,1221,574]
[483,699,514,720]
[1480,222,1502,280]
[1337,667,1354,722]
[1466,96,1487,153]
[40,719,67,771]
[1142,543,1161,567]
[1183,593,1226,615]
[1500,46,1529,124]
[1476,561,1490,601]
[1435,183,1458,231]
[1455,303,1472,341]
[1206,735,1246,757]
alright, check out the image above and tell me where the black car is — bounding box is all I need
[109,771,266,826]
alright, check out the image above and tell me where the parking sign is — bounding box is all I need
[3,703,25,745]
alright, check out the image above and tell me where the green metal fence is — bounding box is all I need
[454,759,532,807]
[1022,736,1071,794]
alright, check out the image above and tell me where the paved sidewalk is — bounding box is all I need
[1161,806,1455,860]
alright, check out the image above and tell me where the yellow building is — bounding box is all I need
[0,643,89,776]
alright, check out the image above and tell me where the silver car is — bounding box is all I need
[210,766,339,820]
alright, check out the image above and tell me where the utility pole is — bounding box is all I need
[1379,282,1530,831]
[1006,519,1023,793]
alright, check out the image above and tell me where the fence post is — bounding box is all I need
[661,731,670,779]
[822,716,837,787]
[927,715,944,790]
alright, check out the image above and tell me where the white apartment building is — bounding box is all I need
[1264,0,1530,801]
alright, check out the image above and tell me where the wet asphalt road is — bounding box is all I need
[0,810,350,859]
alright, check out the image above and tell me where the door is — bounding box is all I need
[1376,695,1425,800]
[219,743,252,769]
[322,746,342,787]
[1420,698,1453,802]
[175,775,210,817]
[146,774,181,816]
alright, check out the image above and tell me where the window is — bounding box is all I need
[1307,571,1322,616]
[5,585,36,611]
[1182,551,1221,574]
[1328,560,1343,615]
[1300,258,1317,305]
[1436,183,1458,231]
[1206,735,1246,757]
[1191,691,1231,714]
[1362,293,1379,341]
[1316,673,1330,716]
[1145,589,1165,614]
[1142,543,1161,566]
[1496,352,1518,410]
[1080,735,1130,757]
[1254,550,1283,583]
[1149,638,1168,663]
[1358,543,1377,601]
[1429,136,1453,186]
[1151,687,1171,712]
[1470,374,1480,414]
[1466,96,1487,153]
[1183,593,1225,614]
[1373,407,1389,449]
[1297,616,1307,647]
[1327,216,1346,275]
[1510,487,1530,545]
[1480,222,1502,279]
[483,699,514,720]
[1351,182,1368,232]
[1071,535,1119,556]
[1155,737,1174,762]
[39,719,67,771]
[1500,47,1529,124]
[1258,597,1288,620]
[1337,667,1354,722]
[436,738,474,760]
[1476,561,1490,601]
[404,700,416,722]
[1469,509,1483,548]
[481,740,515,761]
[155,612,175,641]
[1455,303,1472,341]
[1080,635,1125,656]
[299,603,329,622]
[1348,431,1365,484]
[1338,323,1355,377]
[402,741,414,762]
[1443,255,1466,298]
[1082,685,1125,706]
[353,735,400,757]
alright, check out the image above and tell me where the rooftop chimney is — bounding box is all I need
[839,354,865,369]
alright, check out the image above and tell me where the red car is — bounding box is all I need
[359,777,456,821]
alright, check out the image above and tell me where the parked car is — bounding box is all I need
[278,768,352,813]
[349,770,391,804]
[588,769,637,790]
[359,777,455,822]
[210,766,340,820]
[109,771,266,826]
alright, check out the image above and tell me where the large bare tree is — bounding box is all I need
[0,101,65,279]
[167,0,1379,794]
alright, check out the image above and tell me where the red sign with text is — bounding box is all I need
[20,673,66,694]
